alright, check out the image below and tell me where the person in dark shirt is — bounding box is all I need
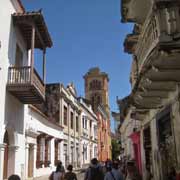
[64,165,77,180]
[84,158,104,180]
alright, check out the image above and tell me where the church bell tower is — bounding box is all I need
[84,67,110,117]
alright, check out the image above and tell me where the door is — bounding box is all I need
[28,145,34,178]
[15,45,23,83]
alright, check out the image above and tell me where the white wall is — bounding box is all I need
[26,107,64,178]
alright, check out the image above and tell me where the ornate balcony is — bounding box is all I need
[135,4,180,72]
[7,11,53,104]
[7,66,45,104]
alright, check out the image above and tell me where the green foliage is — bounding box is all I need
[111,139,120,160]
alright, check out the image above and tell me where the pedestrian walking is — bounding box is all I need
[64,164,77,180]
[58,161,65,174]
[49,162,64,180]
[104,160,124,180]
[84,158,104,180]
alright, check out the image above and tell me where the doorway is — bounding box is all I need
[28,144,34,178]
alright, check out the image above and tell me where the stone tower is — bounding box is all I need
[84,67,110,117]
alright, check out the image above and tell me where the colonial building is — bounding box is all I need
[45,83,98,169]
[45,83,81,169]
[84,67,111,161]
[26,105,64,178]
[119,0,180,179]
[78,97,98,168]
[0,0,67,179]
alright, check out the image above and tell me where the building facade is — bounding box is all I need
[45,83,98,169]
[45,83,81,169]
[26,105,64,178]
[0,0,66,179]
[84,67,112,161]
[119,0,180,179]
[78,97,98,168]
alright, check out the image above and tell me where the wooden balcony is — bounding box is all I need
[135,4,180,73]
[7,66,45,104]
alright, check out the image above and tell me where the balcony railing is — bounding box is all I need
[135,5,180,71]
[7,66,45,104]
[8,66,31,84]
[135,13,159,70]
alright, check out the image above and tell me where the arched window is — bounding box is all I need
[91,93,102,111]
[89,80,102,90]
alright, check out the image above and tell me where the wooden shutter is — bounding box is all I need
[36,136,41,168]
[55,140,58,165]
[45,139,48,167]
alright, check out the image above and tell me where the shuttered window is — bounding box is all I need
[55,140,61,165]
[36,136,45,168]
[64,106,67,126]
[36,136,41,168]
[40,138,45,161]
[45,139,51,167]
[70,112,73,129]
[76,116,79,132]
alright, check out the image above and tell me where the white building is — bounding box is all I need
[78,97,98,168]
[25,105,64,178]
[45,83,81,169]
[0,0,65,179]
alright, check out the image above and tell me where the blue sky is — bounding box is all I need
[22,0,133,131]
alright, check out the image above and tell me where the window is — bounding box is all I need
[45,139,51,167]
[91,93,102,111]
[55,140,61,165]
[70,112,73,129]
[82,116,88,129]
[94,146,97,158]
[58,143,61,160]
[63,106,67,126]
[83,145,88,161]
[47,141,51,161]
[94,125,97,139]
[85,118,87,129]
[85,146,87,160]
[40,138,45,161]
[82,116,85,129]
[90,121,92,128]
[76,116,79,132]
[89,80,102,90]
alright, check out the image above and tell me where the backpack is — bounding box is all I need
[89,167,104,180]
[64,172,77,180]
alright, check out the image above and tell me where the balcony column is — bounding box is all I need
[30,25,35,82]
[43,48,46,84]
